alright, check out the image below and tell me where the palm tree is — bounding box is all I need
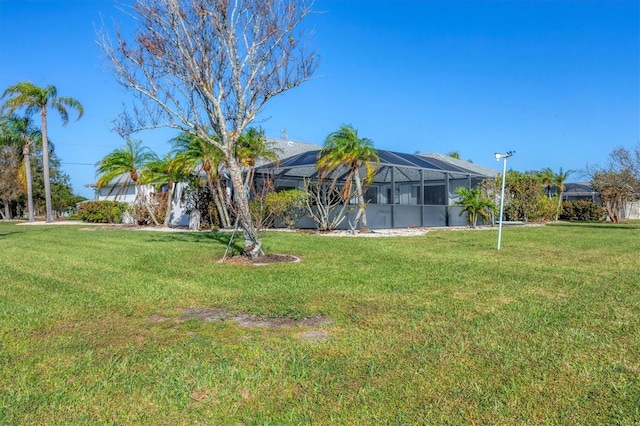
[170,132,231,228]
[235,127,281,190]
[552,168,573,220]
[454,186,498,228]
[1,82,83,222]
[539,167,554,199]
[96,139,160,226]
[140,153,190,227]
[317,125,380,232]
[0,115,41,221]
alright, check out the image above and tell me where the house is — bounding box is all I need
[88,138,500,228]
[255,148,499,229]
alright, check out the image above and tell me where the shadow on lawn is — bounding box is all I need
[144,231,244,252]
[0,231,21,238]
[551,222,640,231]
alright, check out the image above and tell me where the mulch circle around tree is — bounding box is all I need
[219,253,302,265]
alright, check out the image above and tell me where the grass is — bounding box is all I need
[0,221,638,425]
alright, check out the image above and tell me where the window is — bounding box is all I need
[424,185,446,205]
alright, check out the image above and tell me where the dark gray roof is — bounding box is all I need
[257,148,498,183]
[419,153,500,178]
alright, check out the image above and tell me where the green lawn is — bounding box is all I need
[0,221,638,425]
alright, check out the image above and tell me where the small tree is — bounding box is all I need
[588,144,640,223]
[95,139,161,226]
[303,179,353,231]
[552,168,573,220]
[454,186,497,228]
[0,115,41,221]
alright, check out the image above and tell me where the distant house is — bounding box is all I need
[561,182,639,220]
[86,139,322,226]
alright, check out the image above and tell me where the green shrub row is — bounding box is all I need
[560,199,602,221]
[77,200,130,223]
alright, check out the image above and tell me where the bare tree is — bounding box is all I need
[99,0,318,257]
[303,179,353,231]
[588,144,640,222]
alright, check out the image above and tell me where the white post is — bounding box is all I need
[495,151,514,250]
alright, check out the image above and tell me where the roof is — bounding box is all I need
[563,182,598,197]
[256,148,499,183]
[419,153,500,178]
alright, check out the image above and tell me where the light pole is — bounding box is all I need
[495,151,514,250]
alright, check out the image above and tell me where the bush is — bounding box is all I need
[265,189,308,228]
[132,193,167,226]
[78,201,130,223]
[560,200,603,221]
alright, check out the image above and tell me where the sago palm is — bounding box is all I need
[96,139,160,226]
[454,186,497,228]
[1,82,83,222]
[0,115,41,221]
[317,125,379,231]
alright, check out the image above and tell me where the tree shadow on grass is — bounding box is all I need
[143,231,244,253]
[0,231,21,239]
[550,222,639,231]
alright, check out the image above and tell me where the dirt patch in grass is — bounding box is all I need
[150,307,333,330]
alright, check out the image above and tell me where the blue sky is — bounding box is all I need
[1,0,638,198]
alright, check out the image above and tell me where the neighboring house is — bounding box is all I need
[561,182,639,220]
[86,138,322,226]
[561,182,600,203]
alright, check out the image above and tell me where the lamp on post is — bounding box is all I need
[495,151,515,250]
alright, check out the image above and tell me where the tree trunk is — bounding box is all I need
[40,108,53,223]
[353,169,369,232]
[556,192,563,220]
[136,184,160,226]
[3,202,9,220]
[209,173,230,228]
[227,159,262,258]
[23,142,35,222]
[163,182,174,227]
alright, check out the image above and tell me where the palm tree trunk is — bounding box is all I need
[206,170,229,228]
[137,184,160,226]
[353,169,369,232]
[40,107,53,222]
[163,182,174,227]
[556,191,563,220]
[212,177,231,228]
[22,142,35,222]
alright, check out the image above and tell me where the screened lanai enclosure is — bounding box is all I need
[255,149,499,229]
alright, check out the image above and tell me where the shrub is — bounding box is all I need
[265,189,308,228]
[132,193,167,226]
[560,200,603,221]
[78,201,130,223]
